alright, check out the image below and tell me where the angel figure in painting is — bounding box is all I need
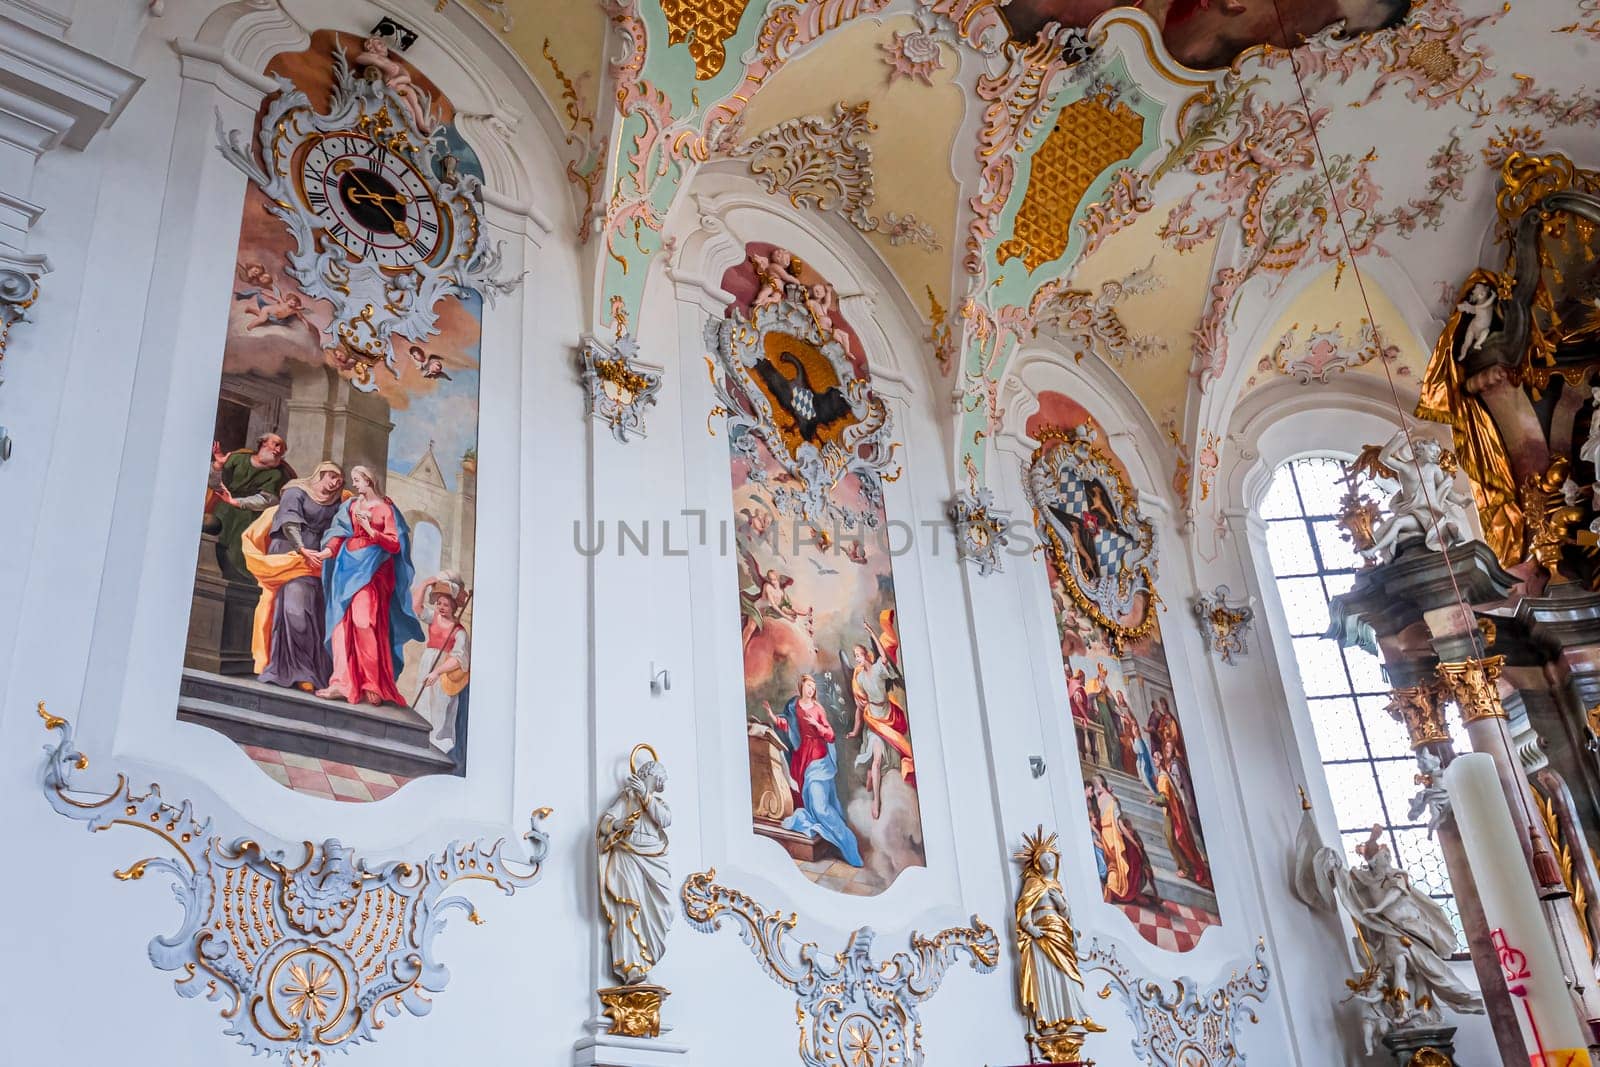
[738,547,815,649]
[1293,815,1483,1048]
[1014,827,1104,1063]
[749,247,805,308]
[1454,282,1496,358]
[597,745,672,985]
[355,32,434,133]
[1362,430,1475,562]
[845,611,916,820]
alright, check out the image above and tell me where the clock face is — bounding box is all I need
[295,133,447,270]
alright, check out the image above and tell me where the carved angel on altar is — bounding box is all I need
[1362,430,1475,561]
[1455,282,1496,358]
[1014,827,1103,1061]
[1293,812,1482,1048]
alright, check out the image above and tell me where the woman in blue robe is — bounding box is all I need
[765,675,862,867]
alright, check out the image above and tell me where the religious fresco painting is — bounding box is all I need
[179,31,492,801]
[1025,393,1220,952]
[1001,0,1409,71]
[720,244,926,896]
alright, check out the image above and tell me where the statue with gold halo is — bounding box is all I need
[1014,827,1104,1062]
[594,744,673,1037]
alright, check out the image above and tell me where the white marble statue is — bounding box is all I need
[597,745,672,985]
[1455,282,1496,358]
[1293,814,1483,1051]
[1362,430,1475,562]
[1579,385,1600,532]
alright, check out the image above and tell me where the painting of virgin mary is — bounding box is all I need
[318,465,424,706]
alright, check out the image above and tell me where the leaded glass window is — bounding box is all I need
[1262,456,1462,948]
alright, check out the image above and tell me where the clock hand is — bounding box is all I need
[346,188,410,209]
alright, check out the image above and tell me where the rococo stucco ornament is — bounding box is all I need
[1191,584,1254,666]
[579,333,663,443]
[595,743,673,1037]
[215,34,517,391]
[1086,938,1271,1067]
[948,488,1010,576]
[720,102,940,251]
[1291,807,1482,1054]
[37,704,552,1063]
[706,289,899,530]
[0,264,40,380]
[681,870,998,1067]
[1025,424,1160,650]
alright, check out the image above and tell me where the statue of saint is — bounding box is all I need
[1293,814,1483,1052]
[1014,827,1102,1061]
[597,745,672,985]
[1362,430,1476,562]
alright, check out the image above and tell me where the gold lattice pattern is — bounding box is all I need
[661,0,753,80]
[997,96,1145,273]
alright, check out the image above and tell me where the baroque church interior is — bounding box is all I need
[12,0,1600,1064]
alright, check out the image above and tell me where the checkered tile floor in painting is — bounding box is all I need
[1119,900,1220,953]
[242,745,411,803]
[796,857,888,896]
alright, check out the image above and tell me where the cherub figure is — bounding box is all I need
[234,264,311,333]
[1455,282,1496,359]
[356,34,434,133]
[750,248,804,309]
[408,345,453,381]
[1362,430,1475,561]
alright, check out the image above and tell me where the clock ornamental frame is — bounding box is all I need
[216,32,517,390]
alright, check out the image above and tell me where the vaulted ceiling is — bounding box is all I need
[463,0,1596,515]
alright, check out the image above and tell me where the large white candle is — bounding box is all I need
[1445,752,1591,1063]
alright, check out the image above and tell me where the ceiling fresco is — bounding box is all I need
[461,0,1598,534]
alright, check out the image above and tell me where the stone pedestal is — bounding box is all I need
[1381,1024,1456,1066]
[573,1013,687,1067]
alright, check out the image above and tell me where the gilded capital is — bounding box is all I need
[1385,681,1452,749]
[1436,656,1507,724]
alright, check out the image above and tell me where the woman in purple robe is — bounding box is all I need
[258,462,344,690]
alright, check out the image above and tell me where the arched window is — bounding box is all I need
[1261,456,1462,946]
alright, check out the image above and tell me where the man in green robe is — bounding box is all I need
[205,433,293,583]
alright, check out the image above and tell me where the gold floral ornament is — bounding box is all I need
[681,870,997,1067]
[661,0,753,80]
[1435,656,1506,724]
[1385,680,1453,750]
[997,89,1145,274]
[35,704,554,1063]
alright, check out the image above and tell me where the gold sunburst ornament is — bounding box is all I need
[283,959,337,1023]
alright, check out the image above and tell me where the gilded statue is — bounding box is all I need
[1415,270,1522,564]
[1014,826,1103,1062]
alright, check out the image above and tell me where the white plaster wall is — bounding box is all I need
[0,2,1413,1065]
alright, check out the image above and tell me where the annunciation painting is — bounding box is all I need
[711,243,924,895]
[180,29,506,802]
[1024,393,1220,951]
[1001,0,1409,71]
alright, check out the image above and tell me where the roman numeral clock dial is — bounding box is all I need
[295,133,446,271]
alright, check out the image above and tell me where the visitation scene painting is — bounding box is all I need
[1000,0,1409,71]
[721,244,925,896]
[178,33,481,802]
[1026,393,1220,951]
